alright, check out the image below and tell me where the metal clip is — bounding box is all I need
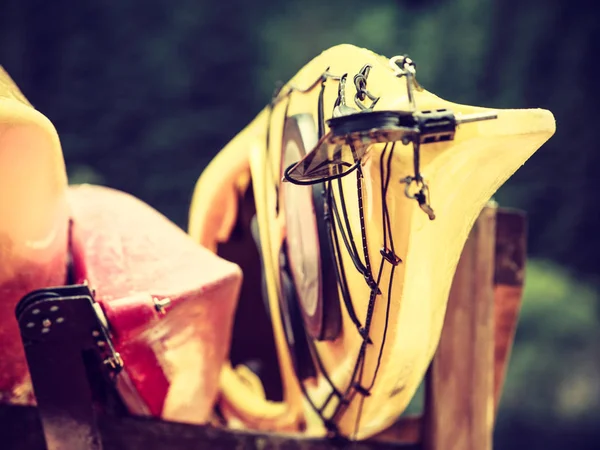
[401,176,436,221]
[93,327,124,375]
[389,55,422,110]
[389,55,417,76]
[380,248,402,266]
[332,74,359,117]
[153,297,171,315]
[415,188,436,220]
[353,64,380,111]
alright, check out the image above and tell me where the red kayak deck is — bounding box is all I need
[64,184,242,422]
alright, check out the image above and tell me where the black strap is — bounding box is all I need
[16,285,124,450]
[264,66,404,438]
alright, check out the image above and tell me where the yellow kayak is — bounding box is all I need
[189,44,555,440]
[0,68,70,405]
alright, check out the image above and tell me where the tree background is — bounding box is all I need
[1,0,599,447]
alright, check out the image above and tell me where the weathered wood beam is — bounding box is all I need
[492,209,527,413]
[0,405,420,450]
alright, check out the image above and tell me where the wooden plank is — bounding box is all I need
[423,205,497,450]
[492,209,527,412]
[0,404,420,449]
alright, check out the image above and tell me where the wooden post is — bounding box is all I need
[423,205,497,450]
[492,209,527,413]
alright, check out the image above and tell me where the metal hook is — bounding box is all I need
[389,55,417,77]
[333,74,360,117]
[353,65,371,100]
[353,65,380,111]
[400,137,435,220]
[389,55,422,110]
[400,176,436,220]
[415,184,435,220]
[334,74,348,108]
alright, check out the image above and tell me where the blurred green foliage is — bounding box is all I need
[3,0,598,279]
[506,260,600,425]
[1,0,599,447]
[497,259,600,448]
